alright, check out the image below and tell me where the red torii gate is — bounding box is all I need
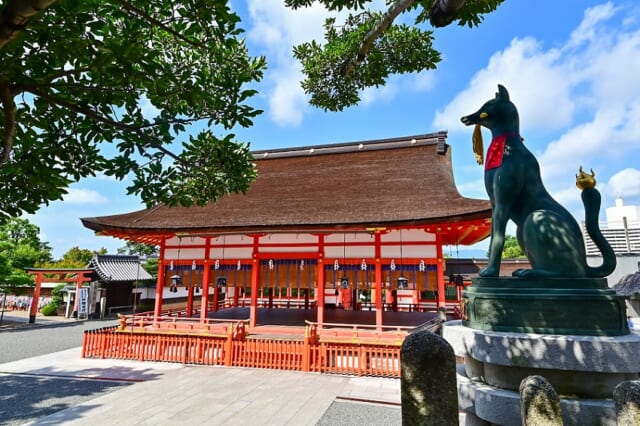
[25,268,94,324]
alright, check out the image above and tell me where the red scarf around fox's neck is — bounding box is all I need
[485,132,520,170]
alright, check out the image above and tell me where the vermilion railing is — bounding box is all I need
[82,318,412,377]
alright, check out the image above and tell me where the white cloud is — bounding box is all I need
[267,66,307,126]
[566,2,618,48]
[413,71,436,92]
[437,3,640,219]
[62,188,108,205]
[246,0,335,126]
[361,77,400,107]
[245,0,421,125]
[360,72,436,107]
[605,168,640,199]
[433,37,574,133]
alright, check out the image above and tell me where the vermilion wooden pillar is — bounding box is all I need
[436,233,446,309]
[28,273,43,324]
[186,286,194,317]
[212,285,219,312]
[375,260,383,330]
[154,241,167,322]
[249,257,259,327]
[317,258,325,328]
[200,260,211,323]
[374,231,383,330]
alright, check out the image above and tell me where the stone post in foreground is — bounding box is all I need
[614,380,640,426]
[401,329,457,425]
[519,375,563,426]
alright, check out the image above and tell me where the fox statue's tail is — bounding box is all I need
[582,187,616,277]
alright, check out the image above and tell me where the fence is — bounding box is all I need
[82,320,411,377]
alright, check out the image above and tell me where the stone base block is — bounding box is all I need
[461,277,629,336]
[457,370,616,426]
[444,322,640,425]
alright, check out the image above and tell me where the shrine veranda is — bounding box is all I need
[78,132,492,374]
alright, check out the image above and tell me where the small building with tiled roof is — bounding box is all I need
[81,132,492,328]
[87,255,155,309]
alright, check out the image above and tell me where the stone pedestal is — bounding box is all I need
[443,321,640,425]
[461,277,629,336]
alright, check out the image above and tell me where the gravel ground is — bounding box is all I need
[0,319,117,364]
[0,374,130,426]
[0,318,125,425]
[317,400,401,425]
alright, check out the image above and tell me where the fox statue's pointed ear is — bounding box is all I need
[496,84,510,101]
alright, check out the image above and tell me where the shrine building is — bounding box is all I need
[81,131,491,330]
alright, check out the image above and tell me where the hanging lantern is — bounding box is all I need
[300,260,305,271]
[360,259,367,271]
[390,259,396,271]
[340,275,349,289]
[170,260,174,270]
[397,275,409,289]
[214,259,220,270]
[268,259,274,270]
[419,259,426,272]
[170,237,182,292]
[170,274,182,293]
[237,260,242,271]
[192,260,197,270]
[396,229,408,289]
[216,276,227,288]
[334,259,340,271]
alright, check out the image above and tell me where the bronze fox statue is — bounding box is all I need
[460,84,615,278]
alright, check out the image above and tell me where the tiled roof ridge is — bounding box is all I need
[251,132,447,160]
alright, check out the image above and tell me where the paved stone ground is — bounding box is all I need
[0,311,402,425]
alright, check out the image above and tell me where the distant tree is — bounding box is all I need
[118,241,159,258]
[288,0,505,111]
[40,246,108,269]
[486,235,525,259]
[61,246,99,266]
[0,0,265,219]
[0,217,51,287]
[143,258,159,277]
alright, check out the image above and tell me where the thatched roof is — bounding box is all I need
[613,273,640,296]
[82,132,491,244]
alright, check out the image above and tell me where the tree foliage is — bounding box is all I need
[488,234,525,259]
[288,0,505,111]
[118,241,159,257]
[39,245,107,269]
[143,257,159,277]
[0,0,266,219]
[0,217,51,286]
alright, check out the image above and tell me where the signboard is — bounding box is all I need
[78,287,89,317]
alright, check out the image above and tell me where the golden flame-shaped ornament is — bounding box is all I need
[576,166,596,190]
[472,124,484,165]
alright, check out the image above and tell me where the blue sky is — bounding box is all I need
[28,1,640,258]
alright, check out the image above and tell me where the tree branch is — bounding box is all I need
[0,0,58,50]
[26,87,183,161]
[341,0,416,77]
[0,79,16,167]
[112,0,205,48]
